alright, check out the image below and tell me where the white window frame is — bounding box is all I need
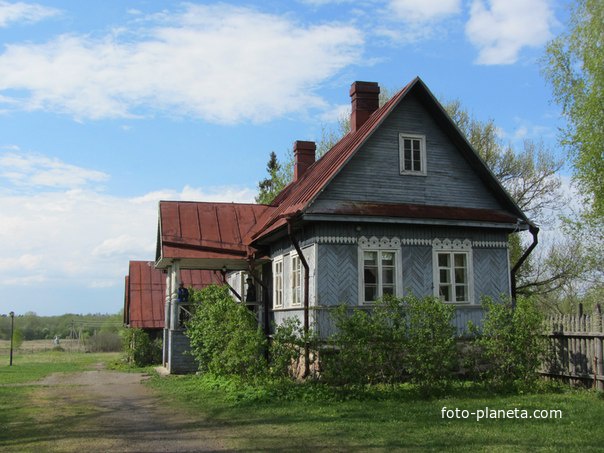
[399,133,427,176]
[357,237,403,305]
[290,253,303,307]
[273,258,284,309]
[432,239,474,304]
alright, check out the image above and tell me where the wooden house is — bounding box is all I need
[154,77,537,373]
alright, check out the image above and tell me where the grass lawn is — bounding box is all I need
[148,374,604,452]
[0,349,120,447]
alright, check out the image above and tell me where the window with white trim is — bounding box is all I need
[273,259,283,308]
[432,239,473,304]
[399,134,426,175]
[362,250,397,304]
[291,254,303,307]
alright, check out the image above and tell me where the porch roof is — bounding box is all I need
[124,260,221,329]
[155,201,274,269]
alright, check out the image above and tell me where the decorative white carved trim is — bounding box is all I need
[400,238,432,246]
[472,240,508,248]
[316,236,506,248]
[358,236,402,249]
[316,236,357,244]
[432,238,472,251]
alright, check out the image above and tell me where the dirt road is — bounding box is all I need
[14,364,229,452]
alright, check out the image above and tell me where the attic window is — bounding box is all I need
[399,134,426,176]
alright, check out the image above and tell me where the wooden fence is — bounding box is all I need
[541,305,604,390]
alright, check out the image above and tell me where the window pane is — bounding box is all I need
[381,252,394,265]
[440,269,450,283]
[456,285,467,302]
[365,286,377,302]
[439,285,451,302]
[383,268,394,285]
[364,251,377,265]
[382,286,394,296]
[438,253,450,267]
[364,267,377,285]
[454,267,466,284]
[413,140,421,172]
[454,253,466,268]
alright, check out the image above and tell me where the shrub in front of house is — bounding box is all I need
[187,284,267,377]
[270,317,319,378]
[321,297,408,385]
[471,296,545,391]
[122,328,162,366]
[405,295,457,391]
[321,295,457,389]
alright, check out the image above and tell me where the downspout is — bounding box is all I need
[287,219,310,378]
[510,224,539,306]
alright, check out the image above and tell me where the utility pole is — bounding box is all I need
[9,311,14,366]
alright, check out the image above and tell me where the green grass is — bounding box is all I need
[148,374,604,451]
[0,350,120,385]
[0,350,121,449]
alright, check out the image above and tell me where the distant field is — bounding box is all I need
[0,339,86,355]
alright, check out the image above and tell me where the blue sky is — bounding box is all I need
[0,0,570,316]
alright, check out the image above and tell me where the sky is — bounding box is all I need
[0,0,571,316]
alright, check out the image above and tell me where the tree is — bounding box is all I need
[255,151,287,204]
[442,100,584,301]
[444,100,563,222]
[542,0,604,220]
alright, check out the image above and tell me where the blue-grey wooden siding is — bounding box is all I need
[317,243,358,306]
[402,245,432,296]
[310,91,506,212]
[473,247,510,301]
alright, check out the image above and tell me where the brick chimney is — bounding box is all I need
[293,140,316,182]
[350,81,380,133]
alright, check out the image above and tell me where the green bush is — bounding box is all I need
[186,285,267,377]
[405,295,457,391]
[122,328,162,366]
[322,297,409,385]
[472,296,545,390]
[322,296,458,390]
[270,317,309,378]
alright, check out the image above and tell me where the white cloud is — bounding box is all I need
[0,151,256,289]
[466,0,555,65]
[0,253,42,271]
[0,4,363,123]
[0,1,59,27]
[387,0,461,22]
[496,117,556,144]
[319,103,350,123]
[0,151,109,188]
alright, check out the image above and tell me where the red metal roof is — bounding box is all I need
[124,261,220,329]
[157,201,274,266]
